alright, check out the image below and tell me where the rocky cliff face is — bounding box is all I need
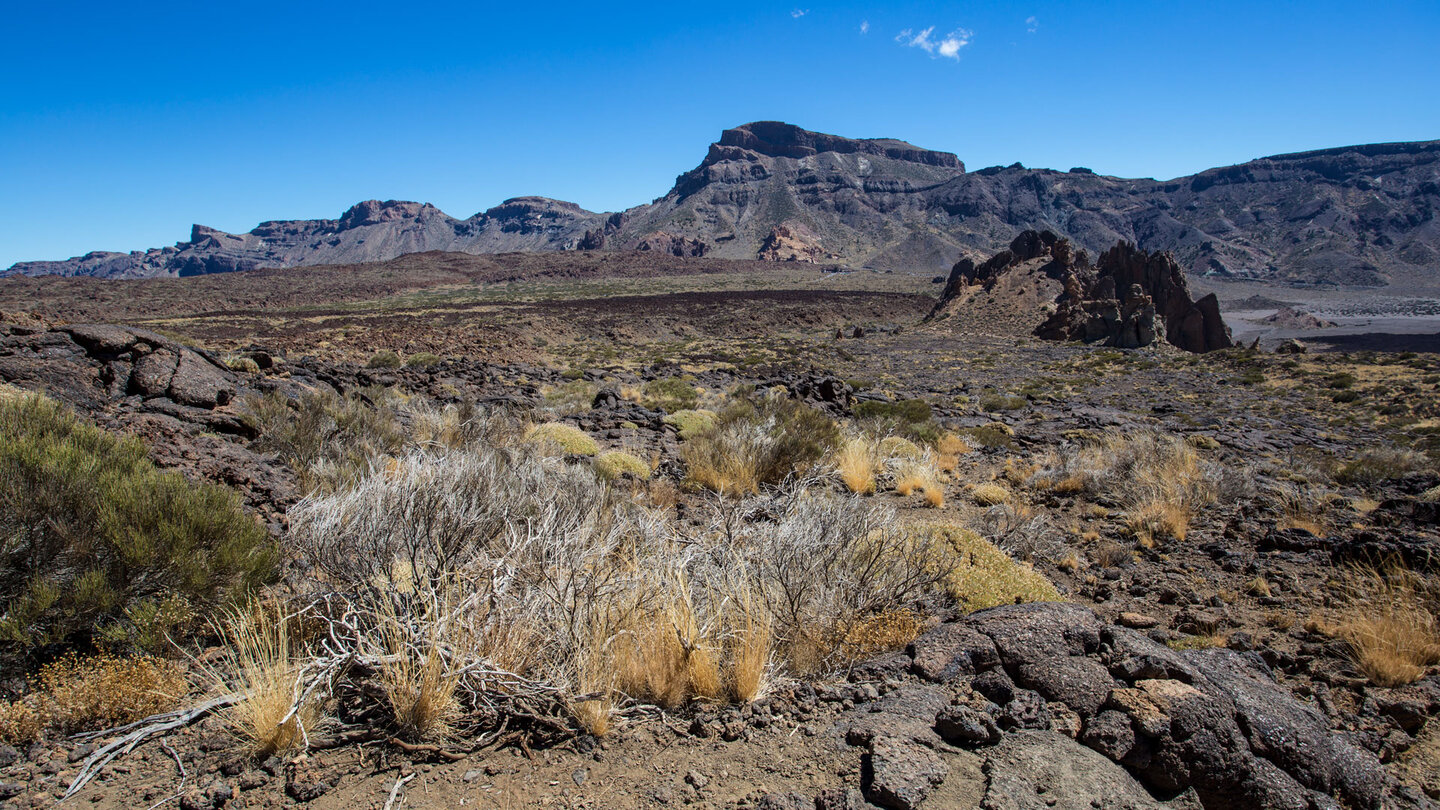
[8,123,1438,287]
[932,230,1233,353]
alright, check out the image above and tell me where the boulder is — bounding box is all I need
[168,349,236,407]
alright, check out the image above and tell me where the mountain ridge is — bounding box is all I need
[8,121,1439,288]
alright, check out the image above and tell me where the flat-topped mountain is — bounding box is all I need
[8,123,1439,288]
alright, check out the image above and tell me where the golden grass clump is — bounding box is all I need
[878,436,923,460]
[725,588,772,704]
[1127,500,1191,546]
[915,523,1061,612]
[1421,484,1440,503]
[836,438,879,494]
[1031,431,1222,547]
[893,457,944,507]
[527,422,600,456]
[37,653,188,735]
[377,600,462,742]
[935,433,973,457]
[970,482,1011,506]
[1337,564,1440,687]
[841,609,922,660]
[211,601,323,757]
[594,450,652,481]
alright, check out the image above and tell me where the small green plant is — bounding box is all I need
[960,423,1016,449]
[683,397,840,496]
[663,409,717,440]
[404,352,442,369]
[642,377,700,412]
[979,393,1027,412]
[367,350,403,369]
[225,355,261,374]
[527,422,600,456]
[1326,372,1357,390]
[594,451,652,481]
[854,399,932,424]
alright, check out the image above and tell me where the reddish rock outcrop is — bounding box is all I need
[757,224,828,263]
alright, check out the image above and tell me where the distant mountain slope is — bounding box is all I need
[7,122,1438,287]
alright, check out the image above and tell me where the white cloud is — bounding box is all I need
[860,20,869,34]
[1026,15,1039,33]
[896,26,972,60]
[791,8,808,18]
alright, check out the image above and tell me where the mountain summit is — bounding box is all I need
[7,123,1439,288]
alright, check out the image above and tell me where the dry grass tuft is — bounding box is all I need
[893,457,944,507]
[1031,431,1237,546]
[726,587,772,704]
[1245,577,1273,597]
[935,433,973,457]
[209,601,322,757]
[836,438,879,495]
[377,598,462,741]
[970,482,1010,506]
[1337,564,1440,687]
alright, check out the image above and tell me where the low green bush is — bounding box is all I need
[367,350,402,369]
[662,409,717,440]
[683,397,840,495]
[854,399,932,424]
[594,451,651,481]
[404,352,442,369]
[0,394,276,650]
[643,377,700,412]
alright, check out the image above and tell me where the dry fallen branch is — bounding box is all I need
[63,695,237,802]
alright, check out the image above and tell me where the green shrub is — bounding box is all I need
[854,399,932,424]
[683,397,840,496]
[979,393,1027,412]
[527,422,599,456]
[960,423,1015,449]
[1331,390,1362,403]
[404,352,442,369]
[663,409,717,440]
[1336,447,1433,485]
[226,356,261,374]
[0,394,276,650]
[594,451,651,481]
[367,350,402,369]
[1326,372,1357,390]
[917,524,1061,613]
[242,389,408,493]
[643,377,700,412]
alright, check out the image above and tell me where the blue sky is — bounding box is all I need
[3,1,1438,268]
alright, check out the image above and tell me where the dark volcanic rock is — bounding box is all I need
[1033,238,1234,353]
[929,230,1232,352]
[897,603,1414,809]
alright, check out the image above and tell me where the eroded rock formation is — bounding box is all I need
[931,230,1233,353]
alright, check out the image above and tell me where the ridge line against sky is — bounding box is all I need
[2,0,1438,268]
